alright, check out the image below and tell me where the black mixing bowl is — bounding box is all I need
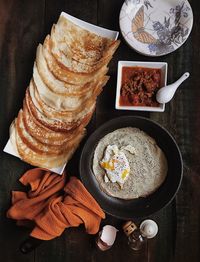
[79,116,183,219]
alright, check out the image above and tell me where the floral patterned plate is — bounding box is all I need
[119,0,193,56]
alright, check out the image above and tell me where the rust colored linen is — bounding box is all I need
[7,168,105,240]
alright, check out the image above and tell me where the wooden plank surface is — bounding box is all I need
[0,1,45,261]
[0,0,199,261]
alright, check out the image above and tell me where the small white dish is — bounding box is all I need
[119,0,193,56]
[115,61,168,112]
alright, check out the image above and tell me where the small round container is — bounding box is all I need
[123,221,145,251]
[140,219,158,239]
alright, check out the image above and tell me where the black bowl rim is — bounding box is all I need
[79,115,183,219]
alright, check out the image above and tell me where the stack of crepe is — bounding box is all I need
[10,15,120,169]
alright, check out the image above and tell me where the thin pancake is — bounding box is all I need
[28,81,95,131]
[33,81,97,121]
[36,44,108,95]
[15,120,86,168]
[50,25,118,73]
[33,62,109,111]
[32,79,99,121]
[43,36,109,85]
[16,110,65,155]
[55,16,119,65]
[8,14,120,171]
[22,102,81,146]
[93,128,168,200]
[26,86,95,132]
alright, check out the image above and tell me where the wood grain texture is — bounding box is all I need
[0,0,199,261]
[0,1,45,261]
[173,0,200,260]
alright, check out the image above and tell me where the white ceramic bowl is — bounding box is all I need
[115,61,168,112]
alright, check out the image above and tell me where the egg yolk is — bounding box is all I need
[100,160,115,170]
[121,169,129,179]
[100,145,131,187]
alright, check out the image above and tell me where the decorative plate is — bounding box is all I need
[119,0,193,56]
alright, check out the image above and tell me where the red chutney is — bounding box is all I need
[119,66,161,107]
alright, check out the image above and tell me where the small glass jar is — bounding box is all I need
[123,221,145,251]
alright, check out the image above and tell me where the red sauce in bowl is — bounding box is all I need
[119,67,161,107]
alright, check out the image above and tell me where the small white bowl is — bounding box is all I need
[115,61,168,112]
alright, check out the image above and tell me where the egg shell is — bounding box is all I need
[100,225,118,246]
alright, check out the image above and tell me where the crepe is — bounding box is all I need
[8,14,120,169]
[53,16,119,65]
[22,103,77,146]
[35,44,109,96]
[29,79,98,122]
[43,36,110,85]
[92,128,168,199]
[17,110,63,155]
[15,119,86,169]
[33,63,109,112]
[50,24,119,73]
[26,86,94,132]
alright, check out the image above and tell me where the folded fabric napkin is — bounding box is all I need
[7,168,105,240]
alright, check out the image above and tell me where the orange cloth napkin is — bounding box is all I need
[7,168,105,240]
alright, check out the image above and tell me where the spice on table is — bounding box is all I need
[96,225,118,251]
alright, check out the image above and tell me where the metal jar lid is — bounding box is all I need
[123,221,137,236]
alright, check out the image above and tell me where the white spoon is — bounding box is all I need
[156,72,190,104]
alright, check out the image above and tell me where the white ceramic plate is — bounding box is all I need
[115,61,168,112]
[119,0,193,56]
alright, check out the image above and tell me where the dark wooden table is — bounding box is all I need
[0,0,199,261]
